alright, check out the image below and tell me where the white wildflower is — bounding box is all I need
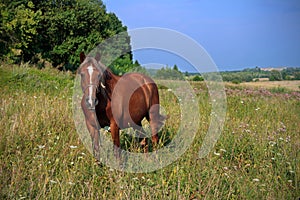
[68,181,75,185]
[38,145,45,149]
[213,152,221,156]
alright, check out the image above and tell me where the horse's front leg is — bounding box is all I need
[85,119,100,159]
[110,121,120,159]
[82,101,101,160]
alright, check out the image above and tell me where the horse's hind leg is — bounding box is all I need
[110,121,121,159]
[133,123,149,153]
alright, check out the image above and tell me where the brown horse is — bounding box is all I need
[78,52,165,159]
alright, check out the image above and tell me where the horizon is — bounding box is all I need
[143,64,300,74]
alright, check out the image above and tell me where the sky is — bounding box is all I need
[103,0,300,72]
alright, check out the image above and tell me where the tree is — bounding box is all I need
[155,66,184,80]
[0,1,42,62]
[173,64,179,71]
[0,0,135,72]
[269,70,282,81]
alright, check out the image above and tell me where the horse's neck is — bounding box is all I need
[104,70,120,97]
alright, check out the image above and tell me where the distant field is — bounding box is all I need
[227,80,300,91]
[1,64,299,199]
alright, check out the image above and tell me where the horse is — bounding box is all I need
[78,52,165,159]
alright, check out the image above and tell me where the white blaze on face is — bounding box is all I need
[87,65,94,106]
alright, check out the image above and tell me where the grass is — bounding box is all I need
[0,64,299,199]
[227,80,300,91]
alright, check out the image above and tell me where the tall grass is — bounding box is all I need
[0,64,299,199]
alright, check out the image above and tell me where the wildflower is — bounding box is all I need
[38,145,45,149]
[240,100,244,104]
[70,145,78,149]
[68,181,75,185]
[220,149,227,152]
[252,178,260,182]
[213,152,221,156]
[288,180,292,183]
[269,141,276,146]
[255,107,260,111]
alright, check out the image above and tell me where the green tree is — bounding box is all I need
[0,1,42,62]
[0,0,135,72]
[173,64,179,71]
[155,66,184,80]
[269,70,282,81]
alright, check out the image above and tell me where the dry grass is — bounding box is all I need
[0,64,299,199]
[227,80,300,91]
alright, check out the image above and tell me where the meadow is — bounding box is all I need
[0,64,299,199]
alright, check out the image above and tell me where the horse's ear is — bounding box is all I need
[80,52,86,63]
[95,52,101,62]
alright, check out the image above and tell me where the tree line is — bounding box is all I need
[153,66,300,82]
[0,0,136,72]
[220,67,300,83]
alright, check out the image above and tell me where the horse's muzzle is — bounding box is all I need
[85,97,98,110]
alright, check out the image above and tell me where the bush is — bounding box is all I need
[192,75,203,81]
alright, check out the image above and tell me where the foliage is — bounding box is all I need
[154,66,185,80]
[220,67,300,83]
[0,65,299,199]
[0,0,135,72]
[192,75,204,81]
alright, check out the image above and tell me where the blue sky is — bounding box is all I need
[103,0,300,72]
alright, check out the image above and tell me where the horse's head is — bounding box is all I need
[78,52,103,110]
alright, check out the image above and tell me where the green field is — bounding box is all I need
[1,64,299,199]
